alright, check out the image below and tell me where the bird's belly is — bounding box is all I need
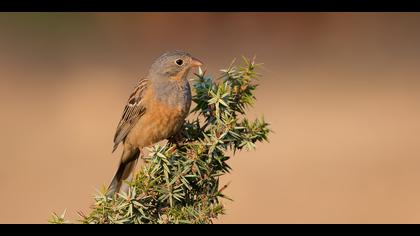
[125,100,188,148]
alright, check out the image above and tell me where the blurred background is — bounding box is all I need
[0,13,420,223]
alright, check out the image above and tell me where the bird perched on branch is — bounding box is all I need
[108,50,203,195]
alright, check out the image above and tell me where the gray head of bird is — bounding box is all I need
[149,50,203,79]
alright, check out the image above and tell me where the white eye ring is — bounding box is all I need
[175,59,184,66]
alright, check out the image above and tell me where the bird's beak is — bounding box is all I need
[190,57,203,67]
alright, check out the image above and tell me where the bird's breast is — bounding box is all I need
[153,79,192,113]
[125,83,191,148]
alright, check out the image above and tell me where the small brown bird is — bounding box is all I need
[108,50,203,195]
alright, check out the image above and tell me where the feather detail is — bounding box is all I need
[112,78,150,152]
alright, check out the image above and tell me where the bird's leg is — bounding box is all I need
[139,148,145,160]
[167,129,186,150]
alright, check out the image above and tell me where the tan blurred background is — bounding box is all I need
[0,13,420,224]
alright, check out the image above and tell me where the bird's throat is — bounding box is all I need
[169,68,190,84]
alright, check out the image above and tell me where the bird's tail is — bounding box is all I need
[107,148,140,197]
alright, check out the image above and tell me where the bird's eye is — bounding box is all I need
[175,59,184,66]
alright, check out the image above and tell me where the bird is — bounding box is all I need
[107,50,203,196]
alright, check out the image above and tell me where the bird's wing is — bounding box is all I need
[113,78,150,152]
